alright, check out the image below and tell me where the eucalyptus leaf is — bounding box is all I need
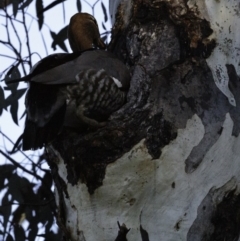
[36,0,44,30]
[101,1,108,22]
[76,0,81,12]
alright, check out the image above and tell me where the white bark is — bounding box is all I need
[192,0,240,106]
[56,113,240,240]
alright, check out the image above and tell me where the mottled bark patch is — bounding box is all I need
[227,64,240,137]
[188,183,240,241]
[140,225,150,241]
[145,112,177,159]
[210,189,240,241]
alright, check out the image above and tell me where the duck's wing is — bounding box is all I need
[31,50,131,89]
[6,52,82,84]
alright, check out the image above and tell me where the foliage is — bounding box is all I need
[0,162,60,241]
[0,0,110,239]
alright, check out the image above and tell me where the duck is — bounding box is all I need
[7,13,131,151]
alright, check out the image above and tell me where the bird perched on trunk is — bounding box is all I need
[7,13,130,151]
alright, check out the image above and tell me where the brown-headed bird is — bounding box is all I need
[7,13,130,151]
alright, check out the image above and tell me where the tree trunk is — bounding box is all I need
[47,0,240,240]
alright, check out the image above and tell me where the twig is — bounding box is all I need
[6,10,22,56]
[40,32,48,56]
[0,54,16,60]
[21,8,32,68]
[0,149,44,181]
[101,31,111,36]
[62,0,65,23]
[2,10,27,75]
[92,0,100,16]
[25,12,51,30]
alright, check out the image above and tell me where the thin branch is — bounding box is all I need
[2,9,27,75]
[29,51,42,61]
[25,12,51,30]
[0,148,55,204]
[21,8,32,68]
[7,11,22,55]
[62,0,65,23]
[0,130,33,162]
[0,13,23,24]
[92,0,100,16]
[83,0,92,8]
[40,32,48,56]
[82,0,100,19]
[92,0,100,8]
[100,31,111,36]
[0,149,44,181]
[0,54,16,60]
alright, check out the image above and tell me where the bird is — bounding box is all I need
[7,13,131,151]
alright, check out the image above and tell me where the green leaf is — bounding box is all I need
[38,204,53,224]
[4,74,10,83]
[20,109,26,120]
[36,0,44,30]
[50,31,57,51]
[14,225,25,241]
[102,22,106,30]
[3,66,26,124]
[101,34,107,44]
[101,1,108,22]
[4,88,27,109]
[28,226,39,241]
[6,234,14,241]
[7,65,20,79]
[50,30,57,40]
[10,65,21,80]
[10,101,18,125]
[57,25,68,39]
[57,41,68,52]
[4,82,19,92]
[12,0,20,17]
[38,0,66,15]
[0,86,5,115]
[0,195,12,235]
[20,0,34,9]
[50,26,68,52]
[0,164,15,187]
[5,65,21,91]
[76,0,81,12]
[8,175,25,203]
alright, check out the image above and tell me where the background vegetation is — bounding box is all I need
[0,1,110,240]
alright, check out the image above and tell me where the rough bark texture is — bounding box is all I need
[46,1,240,240]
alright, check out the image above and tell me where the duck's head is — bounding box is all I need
[68,13,106,52]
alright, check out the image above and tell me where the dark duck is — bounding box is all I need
[7,13,130,151]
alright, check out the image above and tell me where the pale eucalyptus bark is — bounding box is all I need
[47,1,240,240]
